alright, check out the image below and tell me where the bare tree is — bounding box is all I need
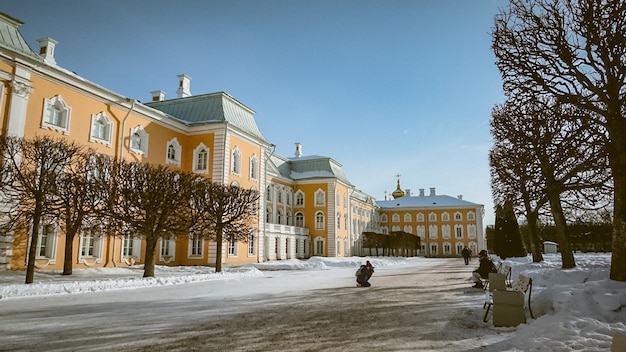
[189,179,259,272]
[492,0,626,280]
[54,151,107,275]
[490,97,609,268]
[105,160,195,278]
[0,135,83,284]
[489,129,546,262]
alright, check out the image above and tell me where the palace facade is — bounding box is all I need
[0,12,484,271]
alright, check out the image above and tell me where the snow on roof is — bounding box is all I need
[377,194,482,209]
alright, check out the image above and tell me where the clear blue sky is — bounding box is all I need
[4,0,509,226]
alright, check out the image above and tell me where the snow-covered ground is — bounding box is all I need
[0,253,625,351]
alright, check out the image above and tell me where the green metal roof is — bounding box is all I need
[146,92,266,141]
[0,12,42,61]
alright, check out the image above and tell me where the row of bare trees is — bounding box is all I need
[0,135,259,284]
[489,0,624,281]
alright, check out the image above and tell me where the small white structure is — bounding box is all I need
[543,241,558,254]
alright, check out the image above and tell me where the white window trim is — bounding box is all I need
[121,234,142,262]
[42,95,71,135]
[249,154,258,180]
[228,240,237,257]
[231,146,241,175]
[78,227,104,264]
[314,189,325,207]
[89,112,113,147]
[36,222,58,265]
[188,234,203,257]
[315,211,325,230]
[166,137,182,166]
[295,191,304,207]
[193,143,209,174]
[160,239,176,263]
[129,125,149,156]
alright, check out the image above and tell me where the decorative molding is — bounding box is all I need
[10,79,33,97]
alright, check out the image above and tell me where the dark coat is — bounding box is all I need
[474,256,496,279]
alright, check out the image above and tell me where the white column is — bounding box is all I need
[6,64,33,138]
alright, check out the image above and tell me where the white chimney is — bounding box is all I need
[419,188,425,196]
[295,142,302,158]
[429,187,436,196]
[37,37,58,65]
[150,90,166,102]
[405,189,411,197]
[176,74,191,98]
[457,195,463,200]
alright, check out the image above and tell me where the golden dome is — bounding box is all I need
[391,179,405,199]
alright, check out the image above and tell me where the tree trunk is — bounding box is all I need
[609,142,626,281]
[25,201,44,284]
[525,209,544,263]
[546,190,576,269]
[63,227,76,275]
[143,237,158,278]
[215,226,223,272]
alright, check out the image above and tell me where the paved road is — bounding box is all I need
[0,259,514,352]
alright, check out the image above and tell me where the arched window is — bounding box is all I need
[130,125,149,156]
[315,189,325,206]
[166,138,182,166]
[277,209,283,225]
[295,191,304,206]
[249,154,258,180]
[90,112,112,146]
[295,212,304,227]
[231,147,241,175]
[266,207,273,223]
[42,95,71,134]
[193,143,209,173]
[315,211,325,229]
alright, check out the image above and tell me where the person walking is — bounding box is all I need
[462,247,470,265]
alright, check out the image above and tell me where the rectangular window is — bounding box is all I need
[38,224,55,257]
[123,234,134,257]
[248,233,255,256]
[228,240,236,256]
[197,150,208,170]
[81,233,96,256]
[161,240,172,256]
[190,234,203,256]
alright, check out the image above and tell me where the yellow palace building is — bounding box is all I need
[377,179,486,257]
[0,12,483,272]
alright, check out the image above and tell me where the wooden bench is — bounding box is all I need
[483,274,534,325]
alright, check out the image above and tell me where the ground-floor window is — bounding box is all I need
[80,227,103,259]
[189,234,203,257]
[228,240,237,256]
[160,239,175,258]
[37,223,57,258]
[314,238,324,256]
[248,233,255,256]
